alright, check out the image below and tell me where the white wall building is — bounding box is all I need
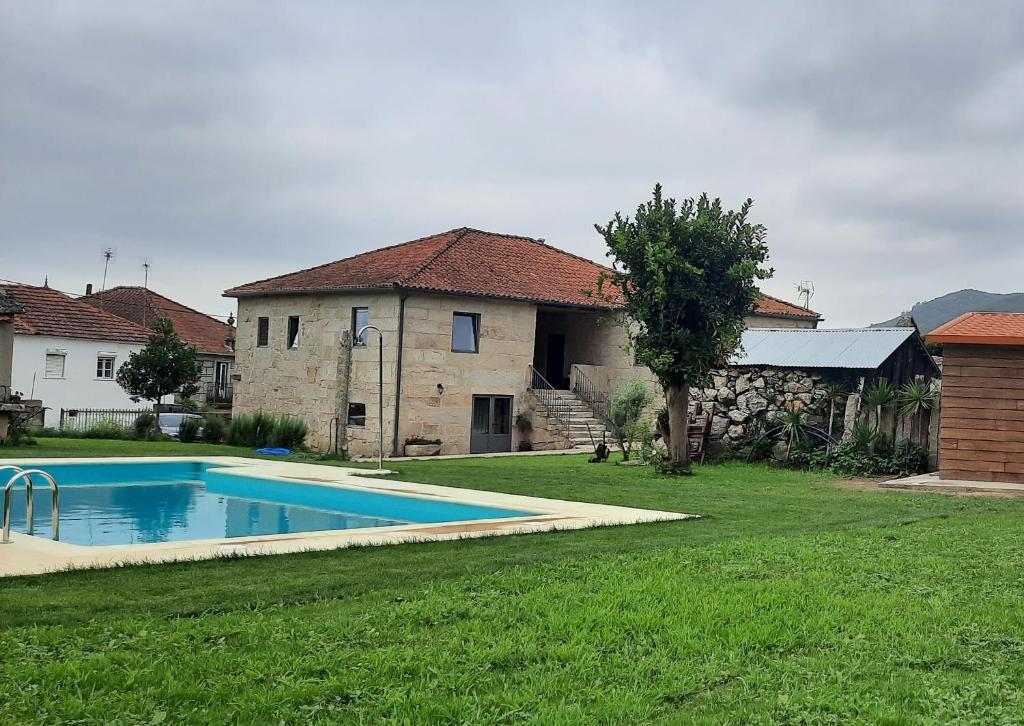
[3,284,168,427]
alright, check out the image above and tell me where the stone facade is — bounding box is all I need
[693,366,849,449]
[233,290,643,457]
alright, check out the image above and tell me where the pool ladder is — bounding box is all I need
[1,465,60,544]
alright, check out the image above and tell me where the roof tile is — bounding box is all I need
[224,227,811,317]
[2,284,153,343]
[81,286,233,354]
[929,312,1024,346]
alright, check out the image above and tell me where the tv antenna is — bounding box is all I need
[796,281,815,310]
[101,247,117,293]
[143,258,151,289]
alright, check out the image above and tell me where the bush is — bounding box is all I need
[798,439,930,478]
[81,420,132,440]
[202,415,226,443]
[133,411,157,440]
[271,416,308,449]
[610,379,654,462]
[228,411,301,448]
[178,416,202,443]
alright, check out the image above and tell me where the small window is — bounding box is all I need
[347,402,366,427]
[352,307,369,347]
[452,312,480,353]
[256,317,269,347]
[44,352,66,379]
[96,355,116,380]
[287,316,300,349]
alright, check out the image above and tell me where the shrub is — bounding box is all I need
[178,416,202,443]
[202,415,226,443]
[82,420,132,440]
[228,411,297,448]
[271,416,308,449]
[406,437,442,446]
[610,379,654,462]
[133,411,157,440]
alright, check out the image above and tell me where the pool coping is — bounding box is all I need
[0,456,697,577]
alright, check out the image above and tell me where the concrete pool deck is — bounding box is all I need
[0,456,696,577]
[883,471,1024,495]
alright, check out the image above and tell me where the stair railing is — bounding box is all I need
[571,365,613,427]
[2,468,60,543]
[528,365,572,448]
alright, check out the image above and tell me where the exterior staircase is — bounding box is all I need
[528,365,613,449]
[548,390,613,448]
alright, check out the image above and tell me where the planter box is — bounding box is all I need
[404,443,442,457]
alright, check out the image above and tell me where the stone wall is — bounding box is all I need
[694,366,848,448]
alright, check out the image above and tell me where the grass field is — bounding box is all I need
[2,439,1023,723]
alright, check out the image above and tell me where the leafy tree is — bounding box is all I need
[116,319,202,408]
[609,378,654,462]
[597,185,772,473]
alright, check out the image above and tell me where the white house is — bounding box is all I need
[2,283,167,427]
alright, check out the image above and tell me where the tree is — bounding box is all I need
[116,318,202,409]
[597,185,772,474]
[609,378,654,462]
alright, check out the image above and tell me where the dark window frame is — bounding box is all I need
[287,316,300,349]
[451,312,480,353]
[347,402,366,427]
[96,355,116,380]
[256,317,269,348]
[352,307,369,347]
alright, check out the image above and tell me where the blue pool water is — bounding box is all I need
[4,461,533,546]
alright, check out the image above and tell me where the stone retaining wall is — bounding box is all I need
[694,366,849,448]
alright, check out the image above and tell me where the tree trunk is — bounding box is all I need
[665,384,692,474]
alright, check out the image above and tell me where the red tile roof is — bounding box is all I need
[929,312,1024,346]
[754,293,821,321]
[81,286,233,355]
[225,227,814,318]
[2,284,153,343]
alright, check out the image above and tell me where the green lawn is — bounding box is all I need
[2,439,1023,723]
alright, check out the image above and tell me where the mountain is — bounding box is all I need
[872,289,1024,333]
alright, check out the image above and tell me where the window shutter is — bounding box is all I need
[45,353,66,378]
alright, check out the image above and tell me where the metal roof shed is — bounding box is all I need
[731,328,939,383]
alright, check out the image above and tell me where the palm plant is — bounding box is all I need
[776,403,809,460]
[848,420,879,453]
[862,379,898,433]
[898,378,937,441]
[821,382,848,439]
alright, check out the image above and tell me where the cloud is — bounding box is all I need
[1,1,1023,326]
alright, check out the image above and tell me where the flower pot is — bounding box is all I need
[404,443,441,457]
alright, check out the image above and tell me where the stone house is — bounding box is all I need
[225,227,820,458]
[695,327,940,451]
[81,286,236,408]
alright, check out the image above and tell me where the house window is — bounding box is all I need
[287,316,300,349]
[44,352,66,379]
[352,307,369,347]
[452,312,480,353]
[347,402,366,427]
[256,317,269,347]
[96,355,116,380]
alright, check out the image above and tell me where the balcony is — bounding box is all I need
[205,382,233,405]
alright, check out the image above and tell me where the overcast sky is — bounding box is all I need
[2,1,1023,326]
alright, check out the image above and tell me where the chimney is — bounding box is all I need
[85,283,93,295]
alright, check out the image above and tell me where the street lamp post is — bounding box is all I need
[357,324,384,470]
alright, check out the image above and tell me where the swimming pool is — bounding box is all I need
[3,460,534,546]
[0,456,694,577]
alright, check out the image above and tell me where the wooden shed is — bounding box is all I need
[930,312,1024,484]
